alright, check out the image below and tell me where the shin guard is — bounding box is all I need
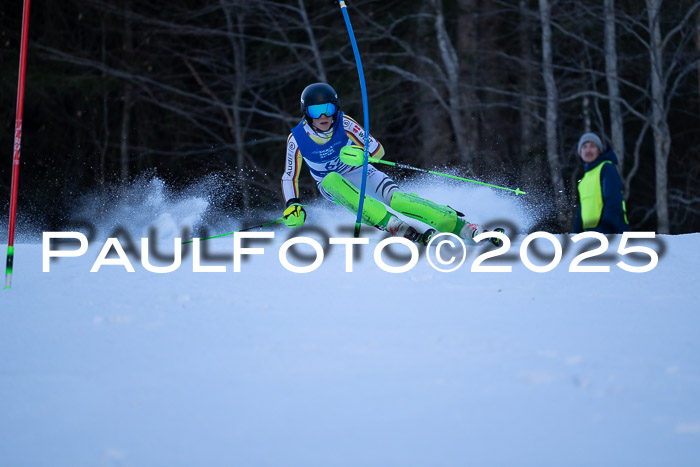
[389,191,461,233]
[321,172,391,227]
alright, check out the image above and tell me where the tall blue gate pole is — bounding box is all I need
[338,1,370,237]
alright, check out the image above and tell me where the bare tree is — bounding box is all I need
[695,5,700,113]
[431,0,472,165]
[414,3,453,165]
[604,0,626,174]
[639,0,700,232]
[518,0,537,163]
[646,0,671,233]
[457,0,480,161]
[120,0,134,182]
[538,0,568,227]
[298,0,327,82]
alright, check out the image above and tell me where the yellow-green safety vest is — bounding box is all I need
[578,160,627,230]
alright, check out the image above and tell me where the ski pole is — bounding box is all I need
[340,147,527,196]
[181,217,285,244]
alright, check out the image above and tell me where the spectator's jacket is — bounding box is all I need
[573,149,629,234]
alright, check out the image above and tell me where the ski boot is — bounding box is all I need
[384,215,436,246]
[456,220,505,247]
[417,228,437,246]
[489,228,506,247]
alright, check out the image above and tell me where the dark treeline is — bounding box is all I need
[1,0,699,233]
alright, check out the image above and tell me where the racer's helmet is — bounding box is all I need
[300,82,339,123]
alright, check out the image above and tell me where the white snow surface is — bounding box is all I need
[2,179,700,467]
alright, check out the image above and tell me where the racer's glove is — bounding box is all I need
[339,145,365,167]
[283,199,306,228]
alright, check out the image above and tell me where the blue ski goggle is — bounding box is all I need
[307,103,337,119]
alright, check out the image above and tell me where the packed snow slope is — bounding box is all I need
[1,178,700,467]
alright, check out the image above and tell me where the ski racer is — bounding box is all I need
[281,82,498,246]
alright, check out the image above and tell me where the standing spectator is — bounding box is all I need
[573,132,629,234]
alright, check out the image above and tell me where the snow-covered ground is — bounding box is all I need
[2,178,700,466]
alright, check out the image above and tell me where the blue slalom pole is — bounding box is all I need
[338,1,369,237]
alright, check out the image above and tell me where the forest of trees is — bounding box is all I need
[1,0,699,233]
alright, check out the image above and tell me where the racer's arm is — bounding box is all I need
[342,115,385,160]
[282,134,303,205]
[281,133,307,228]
